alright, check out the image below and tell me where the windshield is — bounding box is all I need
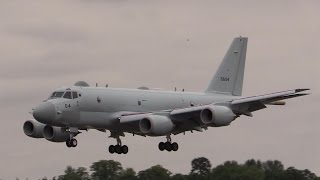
[50,91,65,99]
[49,91,81,99]
[63,91,72,99]
[49,91,80,99]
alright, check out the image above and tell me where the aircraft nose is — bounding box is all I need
[33,102,56,124]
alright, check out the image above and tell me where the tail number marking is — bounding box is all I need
[220,77,230,82]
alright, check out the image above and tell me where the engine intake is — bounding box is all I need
[200,105,235,127]
[23,119,45,138]
[139,115,174,136]
[43,125,70,142]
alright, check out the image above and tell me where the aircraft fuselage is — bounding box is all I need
[35,86,235,132]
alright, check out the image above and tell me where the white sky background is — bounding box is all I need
[0,0,319,179]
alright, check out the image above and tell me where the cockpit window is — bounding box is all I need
[51,91,65,99]
[49,90,80,99]
[72,92,78,99]
[63,91,72,99]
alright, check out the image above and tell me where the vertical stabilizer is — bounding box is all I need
[205,37,247,96]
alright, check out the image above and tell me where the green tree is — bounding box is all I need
[211,160,264,180]
[245,159,262,169]
[190,157,212,177]
[90,160,123,180]
[119,168,138,180]
[138,165,171,180]
[171,173,188,180]
[58,166,90,180]
[262,160,285,180]
[284,167,319,180]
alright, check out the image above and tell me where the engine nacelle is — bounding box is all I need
[139,115,174,136]
[23,119,45,138]
[200,105,235,127]
[43,125,70,142]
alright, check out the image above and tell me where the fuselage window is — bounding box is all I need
[72,92,78,99]
[51,91,65,99]
[63,91,72,99]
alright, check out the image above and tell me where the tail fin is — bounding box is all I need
[205,37,248,96]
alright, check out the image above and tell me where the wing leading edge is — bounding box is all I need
[231,88,310,116]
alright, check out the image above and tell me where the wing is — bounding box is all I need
[118,107,210,135]
[230,88,310,116]
[117,88,310,134]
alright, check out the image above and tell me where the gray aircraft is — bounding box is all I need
[23,37,309,154]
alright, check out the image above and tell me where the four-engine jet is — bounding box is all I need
[23,37,309,154]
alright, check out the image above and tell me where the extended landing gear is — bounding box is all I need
[65,128,79,148]
[66,138,78,148]
[108,145,129,154]
[108,134,129,154]
[158,142,179,151]
[158,135,179,152]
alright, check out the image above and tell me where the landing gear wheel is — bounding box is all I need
[107,132,130,154]
[109,145,115,154]
[115,145,122,154]
[66,140,72,148]
[158,142,165,151]
[122,145,129,154]
[165,142,172,151]
[70,139,78,147]
[172,142,179,151]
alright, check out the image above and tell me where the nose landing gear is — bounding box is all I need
[158,135,179,152]
[65,128,79,148]
[66,138,77,148]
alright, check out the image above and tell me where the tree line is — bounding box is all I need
[31,157,319,180]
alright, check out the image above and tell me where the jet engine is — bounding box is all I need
[43,125,70,142]
[200,105,236,127]
[23,119,45,138]
[139,115,174,136]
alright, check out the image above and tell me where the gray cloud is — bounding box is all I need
[8,26,88,44]
[0,0,320,179]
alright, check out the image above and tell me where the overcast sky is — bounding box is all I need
[0,0,319,179]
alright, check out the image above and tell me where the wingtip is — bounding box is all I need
[295,88,310,93]
[294,93,310,97]
[301,93,311,96]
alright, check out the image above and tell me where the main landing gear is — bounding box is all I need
[158,135,179,152]
[108,135,129,154]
